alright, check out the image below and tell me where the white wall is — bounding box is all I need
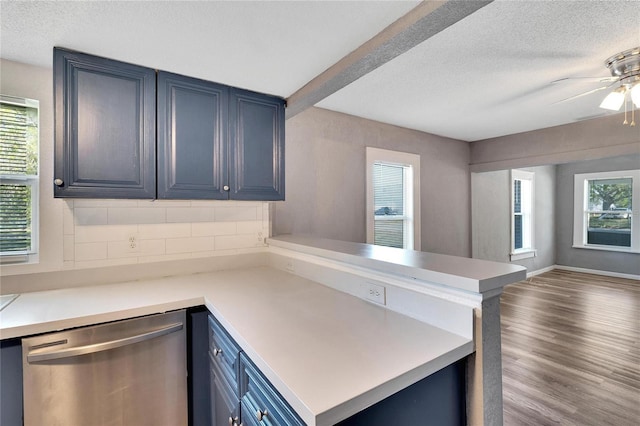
[0,59,269,280]
[274,107,472,257]
[471,165,556,273]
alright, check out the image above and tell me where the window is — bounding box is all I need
[511,170,535,260]
[366,147,420,250]
[0,95,39,262]
[573,170,639,252]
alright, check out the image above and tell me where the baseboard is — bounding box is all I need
[526,265,556,278]
[554,265,640,281]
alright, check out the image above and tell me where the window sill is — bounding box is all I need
[572,244,640,254]
[510,249,537,261]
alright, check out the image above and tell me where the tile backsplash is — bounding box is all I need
[62,199,270,269]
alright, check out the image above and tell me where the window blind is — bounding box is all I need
[373,163,405,248]
[373,163,404,216]
[0,102,35,254]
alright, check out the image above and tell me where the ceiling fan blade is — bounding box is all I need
[551,76,618,84]
[552,83,617,105]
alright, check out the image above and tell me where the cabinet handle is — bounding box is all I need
[256,409,268,421]
[223,185,230,191]
[54,178,64,187]
[213,347,223,356]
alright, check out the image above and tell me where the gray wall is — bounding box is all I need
[471,165,556,274]
[274,107,472,257]
[470,114,640,173]
[556,155,640,275]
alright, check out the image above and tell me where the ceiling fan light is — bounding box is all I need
[599,87,626,111]
[631,83,640,108]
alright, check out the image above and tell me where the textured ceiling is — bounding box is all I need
[1,0,639,142]
[0,0,419,97]
[317,0,640,141]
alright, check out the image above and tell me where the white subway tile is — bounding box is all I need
[139,239,166,256]
[107,241,138,259]
[75,242,108,261]
[214,206,257,222]
[138,223,191,239]
[74,208,108,226]
[191,249,237,258]
[138,253,192,264]
[236,220,263,234]
[63,235,74,261]
[108,239,165,259]
[166,236,214,254]
[73,258,137,269]
[63,204,75,235]
[138,200,191,208]
[75,225,138,243]
[108,208,166,225]
[191,222,237,237]
[166,207,214,223]
[236,247,269,255]
[190,200,227,208]
[74,199,138,208]
[215,234,261,250]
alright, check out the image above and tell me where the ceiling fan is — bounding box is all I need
[555,47,640,126]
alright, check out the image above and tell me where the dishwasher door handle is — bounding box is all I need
[27,322,183,363]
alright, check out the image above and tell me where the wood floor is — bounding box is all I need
[500,269,640,426]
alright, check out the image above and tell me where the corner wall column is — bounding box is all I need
[467,293,503,426]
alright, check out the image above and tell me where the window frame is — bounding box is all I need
[366,147,420,250]
[573,169,640,253]
[510,169,536,261]
[0,94,40,263]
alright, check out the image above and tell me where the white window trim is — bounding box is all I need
[510,169,535,261]
[366,147,421,250]
[573,169,640,253]
[0,95,40,264]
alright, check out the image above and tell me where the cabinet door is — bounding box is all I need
[229,88,285,201]
[157,71,229,199]
[53,48,156,198]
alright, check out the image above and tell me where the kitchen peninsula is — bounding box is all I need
[0,236,525,425]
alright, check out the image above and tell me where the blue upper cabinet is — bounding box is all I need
[157,71,229,200]
[53,48,156,198]
[229,88,285,201]
[54,49,285,201]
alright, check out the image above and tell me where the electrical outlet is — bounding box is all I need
[285,260,295,273]
[365,282,386,305]
[127,233,140,253]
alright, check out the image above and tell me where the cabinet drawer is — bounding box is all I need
[240,353,305,426]
[208,315,241,395]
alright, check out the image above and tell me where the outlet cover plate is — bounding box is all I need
[365,282,386,305]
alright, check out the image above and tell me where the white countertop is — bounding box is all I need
[0,266,472,426]
[269,235,527,293]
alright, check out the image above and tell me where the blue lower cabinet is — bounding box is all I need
[240,353,305,426]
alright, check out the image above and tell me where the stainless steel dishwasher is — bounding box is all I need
[22,310,187,426]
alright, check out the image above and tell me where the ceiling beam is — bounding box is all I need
[285,0,493,119]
